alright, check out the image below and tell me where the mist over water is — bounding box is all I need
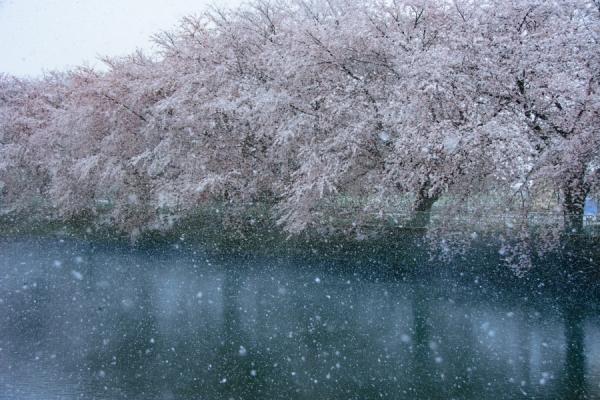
[0,235,599,400]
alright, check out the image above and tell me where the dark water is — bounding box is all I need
[0,235,599,400]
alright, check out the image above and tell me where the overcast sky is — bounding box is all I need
[0,0,240,77]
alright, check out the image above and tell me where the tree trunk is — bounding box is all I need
[561,170,588,307]
[410,184,439,230]
[563,172,588,235]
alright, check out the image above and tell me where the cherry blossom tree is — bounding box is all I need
[0,0,598,244]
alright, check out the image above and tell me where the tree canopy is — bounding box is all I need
[0,0,599,243]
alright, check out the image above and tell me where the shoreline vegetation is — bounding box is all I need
[2,205,599,290]
[1,199,598,252]
[1,0,599,260]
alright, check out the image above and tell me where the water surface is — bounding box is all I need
[0,235,599,399]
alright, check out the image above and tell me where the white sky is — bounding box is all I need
[0,0,240,77]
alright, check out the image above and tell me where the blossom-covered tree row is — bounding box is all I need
[0,0,598,238]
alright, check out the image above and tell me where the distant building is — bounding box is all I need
[584,197,598,226]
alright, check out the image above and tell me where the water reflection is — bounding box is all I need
[0,236,599,400]
[563,302,586,400]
